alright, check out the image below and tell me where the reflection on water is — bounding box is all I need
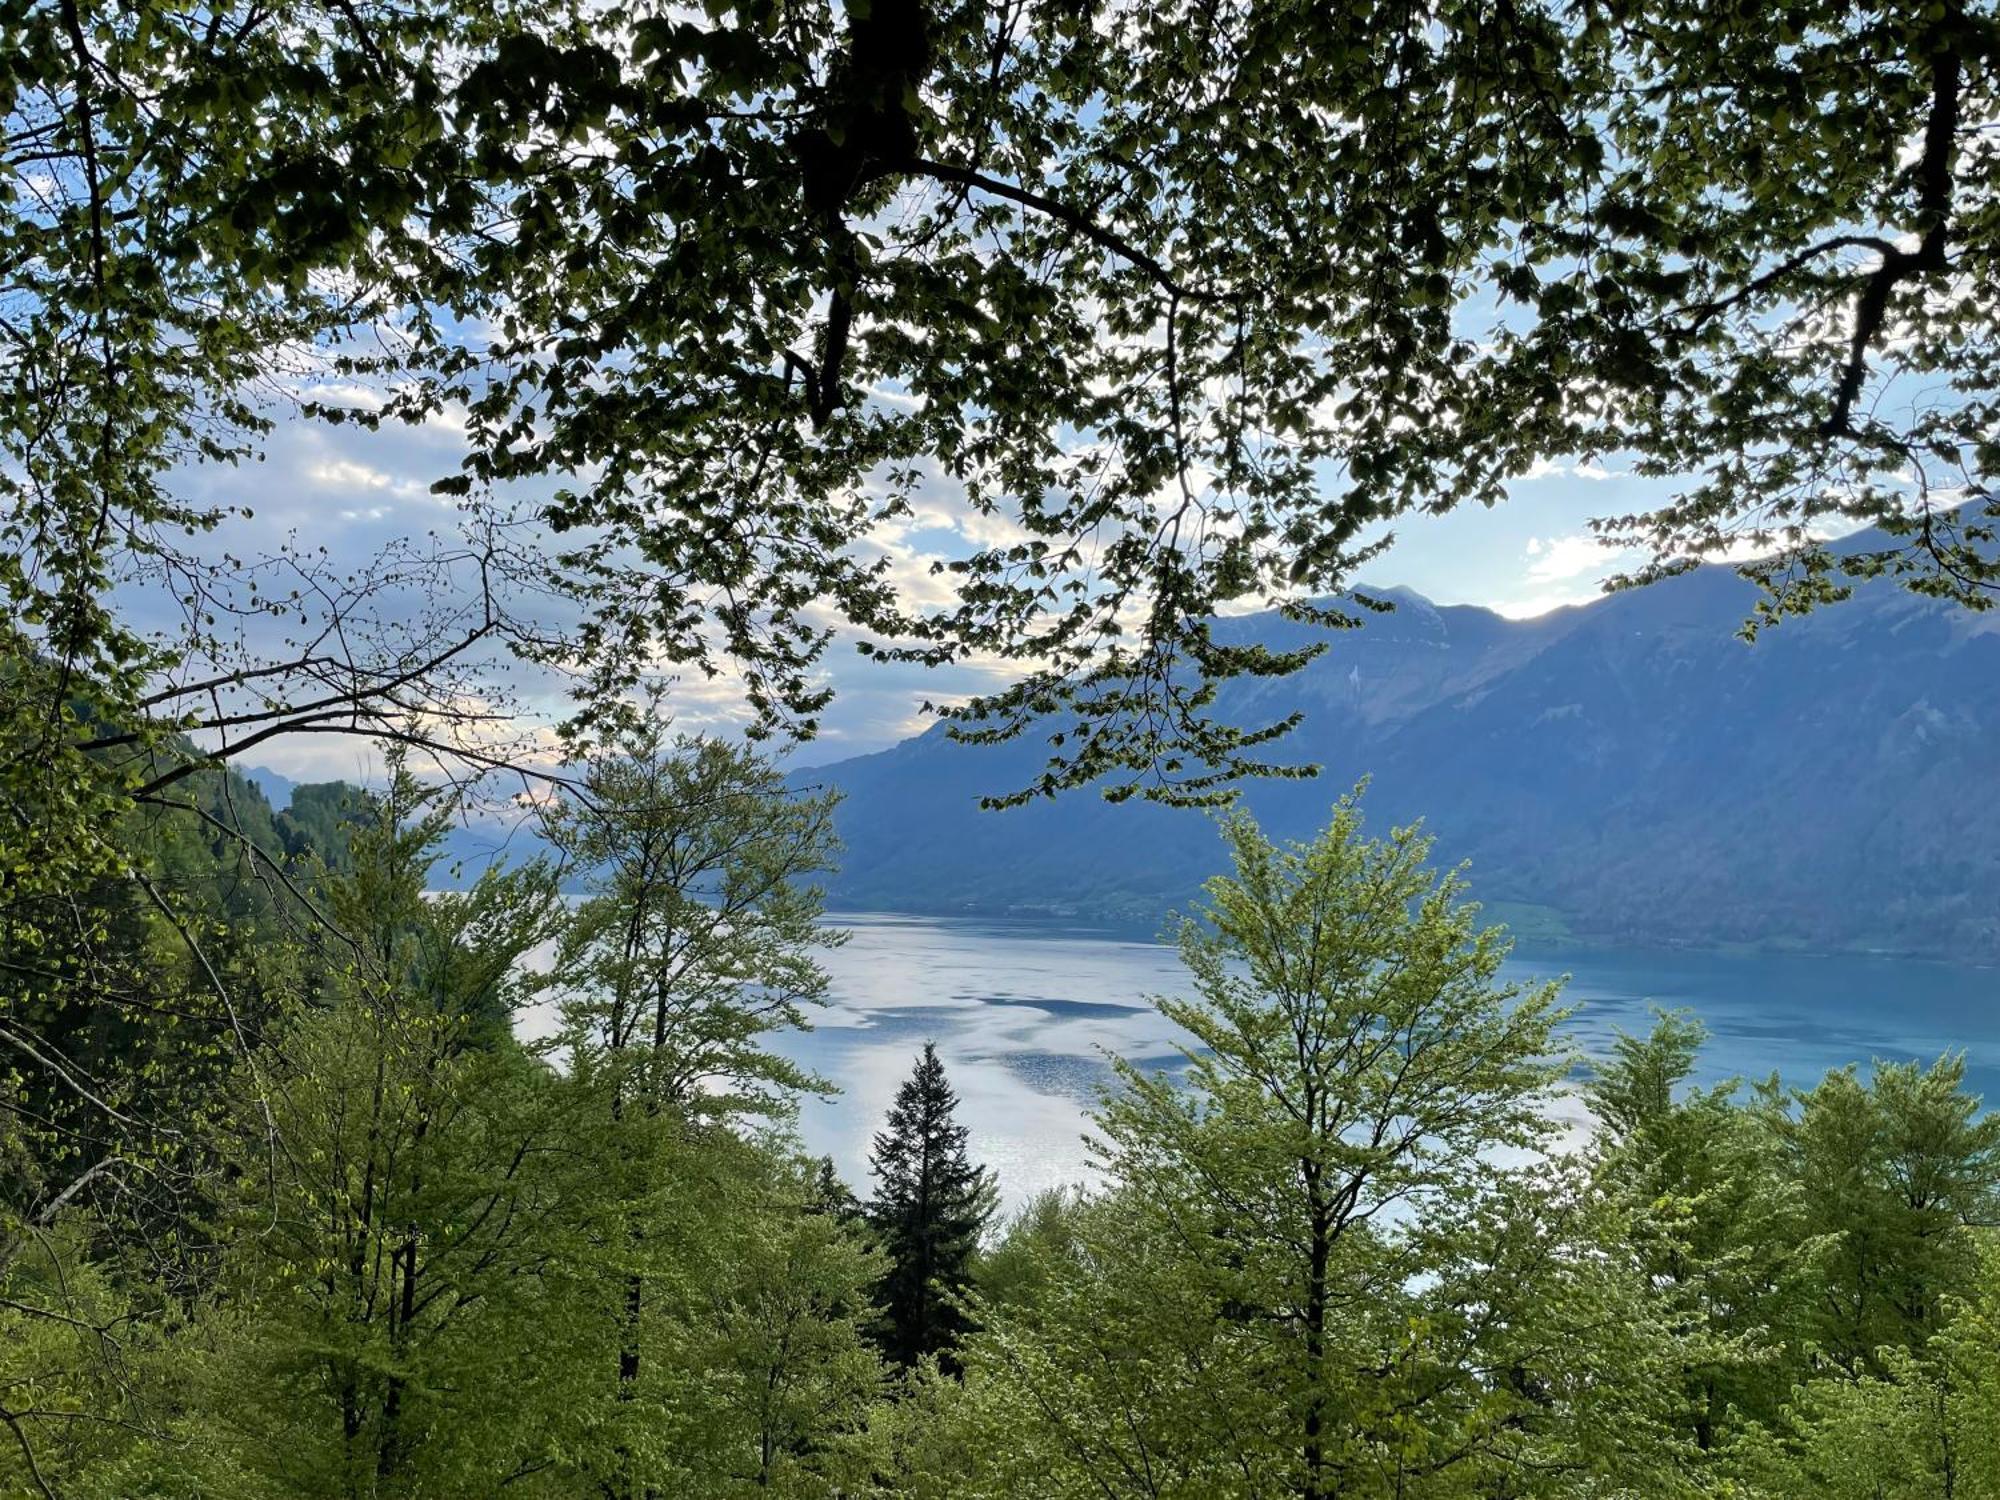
[769,913,2000,1212]
[766,914,1187,1212]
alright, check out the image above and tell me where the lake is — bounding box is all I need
[769,912,2000,1211]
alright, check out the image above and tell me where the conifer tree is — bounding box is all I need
[868,1044,997,1370]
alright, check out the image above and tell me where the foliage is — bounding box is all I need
[0,1222,163,1500]
[671,1160,887,1497]
[868,1042,997,1371]
[1586,1016,2000,1493]
[0,734,891,1500]
[152,764,566,1496]
[5,759,2000,1496]
[540,718,843,1120]
[1579,2,2000,626]
[380,0,2000,797]
[973,1185,1088,1315]
[0,749,372,1445]
[1587,1011,1812,1446]
[12,2,1998,816]
[1753,1051,2000,1376]
[1725,1239,2000,1500]
[535,726,869,1500]
[944,796,1691,1499]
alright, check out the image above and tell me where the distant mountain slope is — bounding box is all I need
[800,556,2000,960]
[238,764,298,811]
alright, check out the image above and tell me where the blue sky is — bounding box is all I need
[162,398,1687,781]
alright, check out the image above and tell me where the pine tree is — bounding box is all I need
[868,1044,997,1370]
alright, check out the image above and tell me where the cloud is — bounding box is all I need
[1520,457,1629,482]
[1523,532,1625,583]
[127,376,1717,771]
[308,457,396,490]
[1487,586,1604,620]
[304,452,447,510]
[1481,530,1650,617]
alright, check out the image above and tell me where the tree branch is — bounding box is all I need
[1821,41,1961,437]
[900,156,1212,304]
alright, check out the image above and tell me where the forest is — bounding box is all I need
[4,730,1996,1499]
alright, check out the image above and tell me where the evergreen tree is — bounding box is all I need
[276,781,370,875]
[808,1155,865,1224]
[868,1044,997,1370]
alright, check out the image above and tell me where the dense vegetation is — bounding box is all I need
[6,768,1995,1498]
[7,3,2000,1494]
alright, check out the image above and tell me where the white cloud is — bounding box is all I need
[301,443,455,512]
[1487,586,1603,620]
[1480,530,1650,617]
[1523,532,1625,583]
[309,457,396,490]
[1520,457,1629,482]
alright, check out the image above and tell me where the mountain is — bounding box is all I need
[799,553,2000,961]
[239,763,299,811]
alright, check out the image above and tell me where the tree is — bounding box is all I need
[973,1185,1089,1315]
[1,4,571,1351]
[542,720,842,1120]
[868,1043,997,1371]
[389,0,2000,800]
[276,783,371,875]
[59,753,884,1500]
[539,722,845,1498]
[1586,1011,1811,1451]
[672,1157,887,1498]
[17,3,1999,816]
[162,766,579,1499]
[1727,1239,2000,1500]
[0,1219,161,1500]
[1756,1053,2000,1376]
[951,795,1689,1499]
[0,755,338,1490]
[1573,2,2000,622]
[1104,797,1573,1499]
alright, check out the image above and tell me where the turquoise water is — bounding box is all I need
[776,913,2000,1209]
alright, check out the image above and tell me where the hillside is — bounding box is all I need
[800,561,2000,960]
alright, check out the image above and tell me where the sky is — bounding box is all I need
[161,397,1690,782]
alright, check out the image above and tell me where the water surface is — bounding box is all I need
[776,913,2000,1209]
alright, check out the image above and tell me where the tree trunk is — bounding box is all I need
[1302,1171,1330,1500]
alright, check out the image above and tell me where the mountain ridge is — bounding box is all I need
[798,551,2000,961]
